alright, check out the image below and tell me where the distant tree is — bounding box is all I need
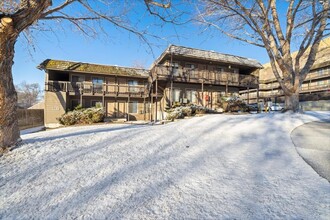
[0,0,173,151]
[196,0,329,112]
[15,81,42,108]
[132,60,148,69]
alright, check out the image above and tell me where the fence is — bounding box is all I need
[18,109,44,130]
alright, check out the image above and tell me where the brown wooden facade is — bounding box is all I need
[149,45,262,120]
[40,60,151,126]
[240,38,330,104]
[40,45,262,126]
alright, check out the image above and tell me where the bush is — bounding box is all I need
[165,105,213,121]
[58,107,105,125]
[218,95,250,112]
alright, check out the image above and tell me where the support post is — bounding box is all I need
[170,53,173,108]
[257,88,260,112]
[143,96,146,121]
[102,92,105,111]
[127,95,130,122]
[80,83,83,107]
[201,80,204,107]
[155,76,158,123]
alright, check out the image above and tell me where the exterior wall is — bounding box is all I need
[44,50,260,122]
[18,109,44,130]
[44,91,67,127]
[46,68,149,122]
[105,97,149,121]
[240,38,330,104]
[153,82,240,120]
[65,96,149,121]
[301,100,330,111]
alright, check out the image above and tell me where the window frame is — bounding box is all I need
[128,101,138,114]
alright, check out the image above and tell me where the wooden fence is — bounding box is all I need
[18,109,44,130]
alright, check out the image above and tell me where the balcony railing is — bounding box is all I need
[259,82,280,90]
[153,66,258,88]
[300,84,330,93]
[259,70,330,84]
[306,70,330,80]
[45,81,149,97]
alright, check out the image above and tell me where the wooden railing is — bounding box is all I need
[259,82,280,90]
[305,70,330,80]
[259,70,330,84]
[300,83,330,93]
[240,84,329,100]
[153,65,258,88]
[45,81,149,97]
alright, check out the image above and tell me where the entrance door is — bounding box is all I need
[117,102,126,118]
[107,102,116,117]
[107,101,126,118]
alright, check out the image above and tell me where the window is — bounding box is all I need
[92,77,104,84]
[92,77,104,92]
[216,67,224,72]
[317,69,324,76]
[71,75,84,90]
[186,90,197,103]
[186,63,197,78]
[128,80,139,92]
[129,101,138,113]
[173,89,181,102]
[215,67,223,80]
[172,62,179,76]
[185,64,195,69]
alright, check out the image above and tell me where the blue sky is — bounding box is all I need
[12,1,269,89]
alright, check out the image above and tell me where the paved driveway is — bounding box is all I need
[291,119,330,182]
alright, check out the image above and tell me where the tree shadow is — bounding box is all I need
[1,112,329,218]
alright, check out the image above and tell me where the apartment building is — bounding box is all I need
[39,45,262,126]
[39,60,150,127]
[149,45,262,120]
[240,38,330,107]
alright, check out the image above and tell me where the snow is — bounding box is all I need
[20,126,45,135]
[1,111,330,219]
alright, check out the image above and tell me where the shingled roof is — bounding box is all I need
[38,59,150,78]
[152,45,263,69]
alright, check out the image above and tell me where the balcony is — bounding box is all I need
[45,81,149,98]
[259,82,280,90]
[305,69,330,81]
[300,84,330,93]
[153,66,258,88]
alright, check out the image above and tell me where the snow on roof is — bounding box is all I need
[152,45,263,69]
[38,59,150,78]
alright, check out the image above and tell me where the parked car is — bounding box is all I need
[270,103,284,111]
[247,103,258,111]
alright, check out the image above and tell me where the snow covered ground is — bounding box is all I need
[1,112,330,219]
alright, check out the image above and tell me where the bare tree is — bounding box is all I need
[0,0,173,151]
[15,81,42,108]
[195,0,329,112]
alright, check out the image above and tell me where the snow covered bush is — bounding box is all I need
[218,96,249,112]
[166,108,184,121]
[165,105,214,121]
[58,107,105,125]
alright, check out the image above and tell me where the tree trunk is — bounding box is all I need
[0,18,20,153]
[284,90,300,112]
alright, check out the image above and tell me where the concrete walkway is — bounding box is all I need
[291,119,330,182]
